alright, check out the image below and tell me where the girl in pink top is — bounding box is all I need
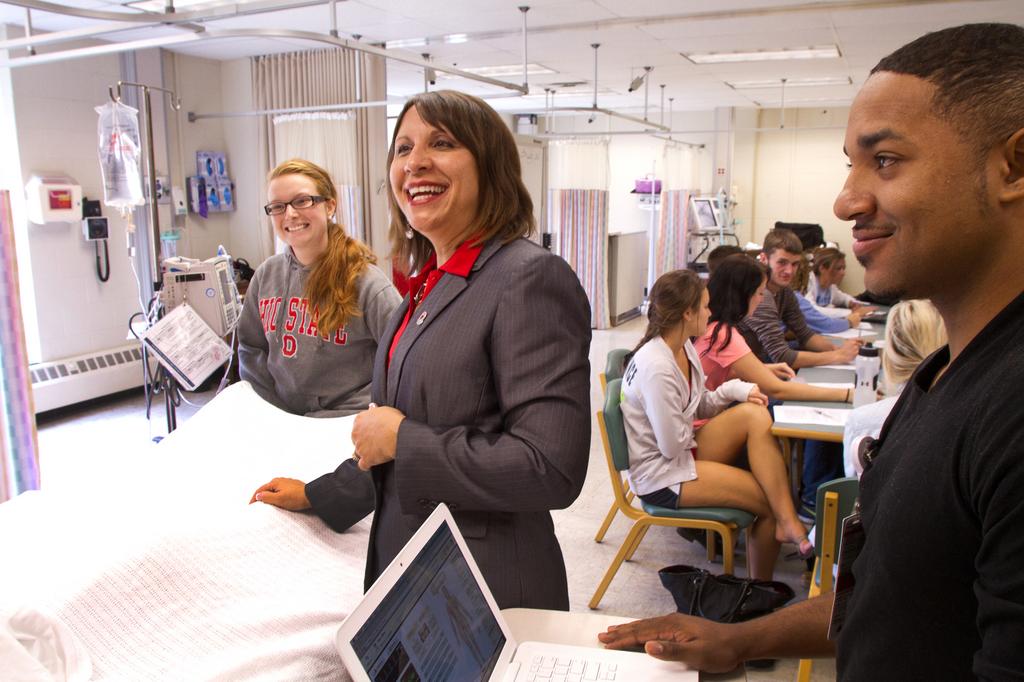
[695,255,852,403]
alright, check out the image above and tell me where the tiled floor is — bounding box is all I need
[34,318,837,681]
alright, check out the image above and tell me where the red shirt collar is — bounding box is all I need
[410,236,485,284]
[435,236,485,278]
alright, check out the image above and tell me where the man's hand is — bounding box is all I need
[832,338,863,364]
[351,404,406,471]
[598,613,743,673]
[250,477,311,510]
[846,309,865,327]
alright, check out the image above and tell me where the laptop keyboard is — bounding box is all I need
[520,654,617,681]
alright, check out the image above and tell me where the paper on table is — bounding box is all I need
[826,327,879,340]
[809,382,854,389]
[774,405,851,427]
[858,322,873,330]
[819,363,855,370]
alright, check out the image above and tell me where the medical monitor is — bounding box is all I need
[691,197,719,230]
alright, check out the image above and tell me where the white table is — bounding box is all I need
[502,608,746,681]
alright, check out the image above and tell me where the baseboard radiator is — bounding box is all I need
[29,343,148,413]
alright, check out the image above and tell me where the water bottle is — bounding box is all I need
[853,345,881,408]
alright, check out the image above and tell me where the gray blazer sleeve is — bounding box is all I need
[237,269,279,405]
[393,253,592,513]
[305,458,375,532]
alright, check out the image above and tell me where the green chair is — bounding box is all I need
[590,378,755,609]
[594,348,634,543]
[796,476,859,682]
[599,347,630,394]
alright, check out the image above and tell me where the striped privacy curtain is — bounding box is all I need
[252,48,379,258]
[548,190,609,329]
[654,142,703,278]
[547,138,610,329]
[0,190,39,502]
[656,189,691,277]
[273,112,364,243]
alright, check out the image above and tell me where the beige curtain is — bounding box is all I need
[252,48,381,253]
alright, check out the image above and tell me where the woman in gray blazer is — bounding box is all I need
[253,90,592,610]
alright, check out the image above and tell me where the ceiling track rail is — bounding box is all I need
[188,98,388,122]
[0,0,332,25]
[542,107,671,133]
[0,27,528,95]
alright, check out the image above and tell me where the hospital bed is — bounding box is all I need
[0,382,367,681]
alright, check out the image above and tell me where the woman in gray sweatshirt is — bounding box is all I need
[238,159,400,418]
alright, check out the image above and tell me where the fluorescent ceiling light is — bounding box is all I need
[685,45,840,64]
[386,37,428,49]
[727,76,852,89]
[456,63,556,78]
[386,32,470,49]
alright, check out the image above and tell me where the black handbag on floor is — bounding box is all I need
[658,564,795,623]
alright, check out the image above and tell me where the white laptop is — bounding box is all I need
[335,504,696,682]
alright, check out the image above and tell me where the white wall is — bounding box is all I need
[749,107,862,292]
[731,108,759,244]
[10,43,140,363]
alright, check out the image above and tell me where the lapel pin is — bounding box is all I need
[416,311,428,326]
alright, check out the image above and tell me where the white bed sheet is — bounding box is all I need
[0,382,368,681]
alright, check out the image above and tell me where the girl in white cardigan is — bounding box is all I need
[621,269,811,579]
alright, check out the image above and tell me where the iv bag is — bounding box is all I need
[95,101,144,209]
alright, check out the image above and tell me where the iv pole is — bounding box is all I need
[109,80,183,434]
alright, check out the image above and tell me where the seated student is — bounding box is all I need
[843,300,946,477]
[696,254,852,404]
[239,158,402,417]
[739,229,861,369]
[240,159,402,531]
[620,269,812,580]
[804,247,867,311]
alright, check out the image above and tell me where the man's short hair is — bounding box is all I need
[762,229,803,257]
[871,23,1024,150]
[706,244,745,274]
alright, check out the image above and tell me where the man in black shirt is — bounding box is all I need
[598,22,1024,679]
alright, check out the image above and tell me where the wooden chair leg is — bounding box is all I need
[720,527,735,575]
[594,484,633,543]
[796,657,813,682]
[706,529,716,562]
[590,521,648,609]
[594,501,620,543]
[624,524,651,561]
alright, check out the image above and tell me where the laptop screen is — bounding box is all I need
[349,523,507,681]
